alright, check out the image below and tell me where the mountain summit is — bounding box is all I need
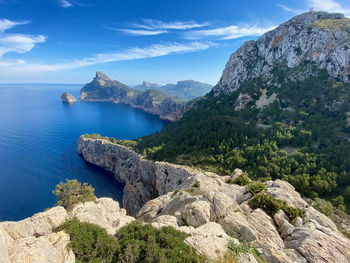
[215,11,350,95]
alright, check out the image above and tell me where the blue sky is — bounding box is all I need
[0,0,349,85]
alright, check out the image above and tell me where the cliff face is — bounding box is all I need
[214,12,350,95]
[77,136,350,263]
[80,72,188,121]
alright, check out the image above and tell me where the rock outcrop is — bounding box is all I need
[0,198,134,263]
[77,136,350,262]
[60,92,76,103]
[214,12,350,95]
[80,72,188,121]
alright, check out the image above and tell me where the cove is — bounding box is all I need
[0,84,167,221]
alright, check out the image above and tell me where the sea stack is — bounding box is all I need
[61,92,77,103]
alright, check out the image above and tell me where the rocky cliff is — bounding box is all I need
[214,12,350,95]
[80,72,188,121]
[77,136,350,262]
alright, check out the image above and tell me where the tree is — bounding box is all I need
[53,179,96,211]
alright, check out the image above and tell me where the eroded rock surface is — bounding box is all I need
[77,137,350,262]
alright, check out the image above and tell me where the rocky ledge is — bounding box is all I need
[60,92,76,103]
[77,136,350,263]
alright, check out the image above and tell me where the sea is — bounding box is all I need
[0,84,167,221]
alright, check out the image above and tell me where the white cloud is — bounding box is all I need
[114,28,168,36]
[0,19,46,57]
[0,34,46,57]
[136,19,210,30]
[0,19,29,33]
[308,0,350,16]
[59,0,72,8]
[0,42,213,73]
[276,4,303,14]
[186,25,276,40]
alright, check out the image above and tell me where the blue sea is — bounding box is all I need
[0,84,167,221]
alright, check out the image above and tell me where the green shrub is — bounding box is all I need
[227,241,263,263]
[52,179,96,211]
[247,181,266,194]
[115,221,204,263]
[248,194,282,217]
[193,181,200,188]
[55,218,119,263]
[57,219,205,263]
[231,173,251,186]
[248,193,305,220]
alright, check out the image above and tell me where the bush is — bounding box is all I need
[53,179,96,211]
[115,221,204,263]
[247,181,266,194]
[248,193,305,220]
[227,241,263,262]
[55,218,119,263]
[231,173,251,186]
[193,181,200,188]
[57,219,205,263]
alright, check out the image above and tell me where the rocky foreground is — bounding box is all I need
[1,136,350,262]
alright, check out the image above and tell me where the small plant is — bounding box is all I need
[227,241,263,262]
[52,179,96,211]
[193,181,200,188]
[247,181,266,194]
[231,173,251,186]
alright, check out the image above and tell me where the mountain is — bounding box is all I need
[134,81,161,91]
[134,80,213,101]
[123,12,350,216]
[80,72,188,121]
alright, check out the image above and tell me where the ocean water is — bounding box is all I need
[0,84,167,221]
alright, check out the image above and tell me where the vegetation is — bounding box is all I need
[53,179,96,211]
[225,241,264,263]
[312,18,350,31]
[56,219,205,263]
[130,65,350,212]
[248,193,305,221]
[229,173,251,186]
[55,218,119,263]
[247,181,266,195]
[82,133,137,149]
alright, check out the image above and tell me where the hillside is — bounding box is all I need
[80,72,188,121]
[134,80,213,101]
[124,12,350,212]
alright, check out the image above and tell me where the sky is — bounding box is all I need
[0,0,350,85]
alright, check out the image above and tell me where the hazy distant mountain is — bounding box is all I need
[134,81,161,91]
[134,80,212,101]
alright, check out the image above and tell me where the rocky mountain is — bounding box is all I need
[214,12,350,95]
[132,12,350,212]
[135,80,212,101]
[134,81,161,91]
[80,72,188,121]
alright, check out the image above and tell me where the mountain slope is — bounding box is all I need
[126,12,350,212]
[134,80,212,101]
[80,72,187,121]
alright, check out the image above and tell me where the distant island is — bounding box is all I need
[80,72,212,121]
[61,92,76,103]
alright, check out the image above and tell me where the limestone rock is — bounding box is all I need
[183,200,215,227]
[185,222,237,260]
[60,92,76,103]
[214,12,350,95]
[70,197,134,235]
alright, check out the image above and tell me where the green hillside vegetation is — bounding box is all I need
[128,64,350,212]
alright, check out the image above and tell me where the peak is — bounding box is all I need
[95,72,111,80]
